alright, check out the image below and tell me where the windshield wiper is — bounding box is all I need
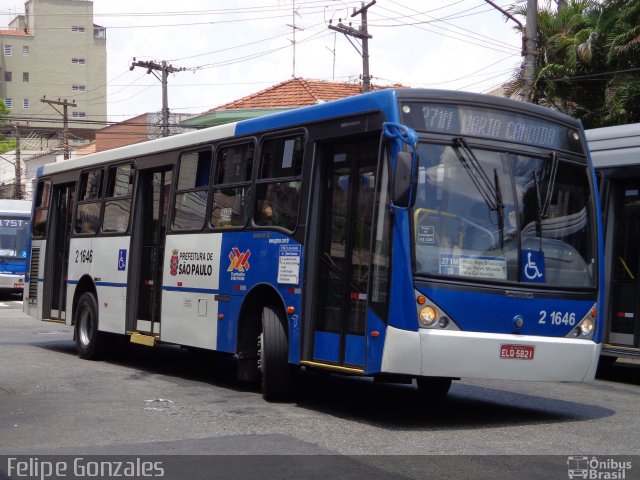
[532,151,559,247]
[452,137,505,248]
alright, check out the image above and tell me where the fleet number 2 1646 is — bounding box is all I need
[539,310,576,326]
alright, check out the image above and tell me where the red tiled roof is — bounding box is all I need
[211,77,406,111]
[0,29,30,36]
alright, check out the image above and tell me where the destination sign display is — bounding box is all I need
[400,102,583,153]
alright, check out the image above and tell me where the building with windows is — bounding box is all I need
[0,0,107,131]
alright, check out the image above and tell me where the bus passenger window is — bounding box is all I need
[103,164,134,233]
[75,169,103,235]
[254,135,304,230]
[76,203,100,234]
[33,180,51,238]
[254,181,300,230]
[211,187,248,228]
[173,150,212,231]
[211,143,253,229]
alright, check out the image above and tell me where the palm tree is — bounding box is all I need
[502,0,639,127]
[601,0,640,124]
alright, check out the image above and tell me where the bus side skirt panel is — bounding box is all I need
[387,208,419,332]
[365,310,387,374]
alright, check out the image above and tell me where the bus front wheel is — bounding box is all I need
[259,305,291,402]
[75,292,106,360]
[416,376,452,399]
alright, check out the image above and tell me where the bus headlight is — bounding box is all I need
[578,318,594,336]
[419,306,438,327]
[415,290,460,330]
[567,304,596,339]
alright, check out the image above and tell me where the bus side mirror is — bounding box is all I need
[392,151,413,207]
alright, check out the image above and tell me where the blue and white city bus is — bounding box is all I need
[587,123,640,364]
[24,89,602,400]
[0,199,31,294]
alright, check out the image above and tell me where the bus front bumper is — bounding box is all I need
[0,274,25,291]
[381,326,601,382]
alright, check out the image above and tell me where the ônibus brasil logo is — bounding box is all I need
[228,248,251,272]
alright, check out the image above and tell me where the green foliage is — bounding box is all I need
[504,0,640,127]
[0,138,16,154]
[0,101,9,145]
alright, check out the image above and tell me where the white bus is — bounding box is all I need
[587,123,640,363]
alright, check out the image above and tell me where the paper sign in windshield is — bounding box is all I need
[440,254,507,280]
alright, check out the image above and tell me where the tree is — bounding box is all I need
[503,0,640,127]
[0,101,16,154]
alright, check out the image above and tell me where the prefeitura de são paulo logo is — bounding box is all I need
[170,249,179,276]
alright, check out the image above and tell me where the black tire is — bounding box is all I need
[416,376,452,400]
[260,305,291,401]
[75,292,106,360]
[598,355,617,368]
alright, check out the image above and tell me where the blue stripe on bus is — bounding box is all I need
[234,89,400,136]
[66,280,128,288]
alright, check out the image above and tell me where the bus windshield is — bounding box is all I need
[412,141,596,288]
[0,217,30,258]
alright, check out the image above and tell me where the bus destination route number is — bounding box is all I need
[500,344,535,360]
[75,249,93,264]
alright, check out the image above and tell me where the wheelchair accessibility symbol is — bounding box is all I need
[521,249,545,283]
[118,249,127,271]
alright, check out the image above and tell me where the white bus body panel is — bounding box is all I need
[67,236,129,332]
[160,233,223,349]
[93,236,129,334]
[382,326,601,382]
[67,237,93,326]
[587,123,640,169]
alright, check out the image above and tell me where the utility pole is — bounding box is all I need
[287,0,303,78]
[14,125,22,199]
[41,97,76,159]
[328,0,375,92]
[130,58,186,137]
[523,0,538,101]
[484,0,537,101]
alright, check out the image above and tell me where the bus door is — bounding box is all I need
[311,137,379,369]
[44,183,75,321]
[609,182,640,349]
[130,167,173,336]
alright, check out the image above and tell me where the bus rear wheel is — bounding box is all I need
[75,292,106,360]
[259,305,291,402]
[416,376,452,400]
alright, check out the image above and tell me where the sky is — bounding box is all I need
[0,0,525,123]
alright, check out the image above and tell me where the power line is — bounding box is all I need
[372,3,519,55]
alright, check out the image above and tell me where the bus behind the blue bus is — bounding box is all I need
[0,199,31,295]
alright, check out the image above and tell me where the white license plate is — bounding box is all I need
[500,344,535,360]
